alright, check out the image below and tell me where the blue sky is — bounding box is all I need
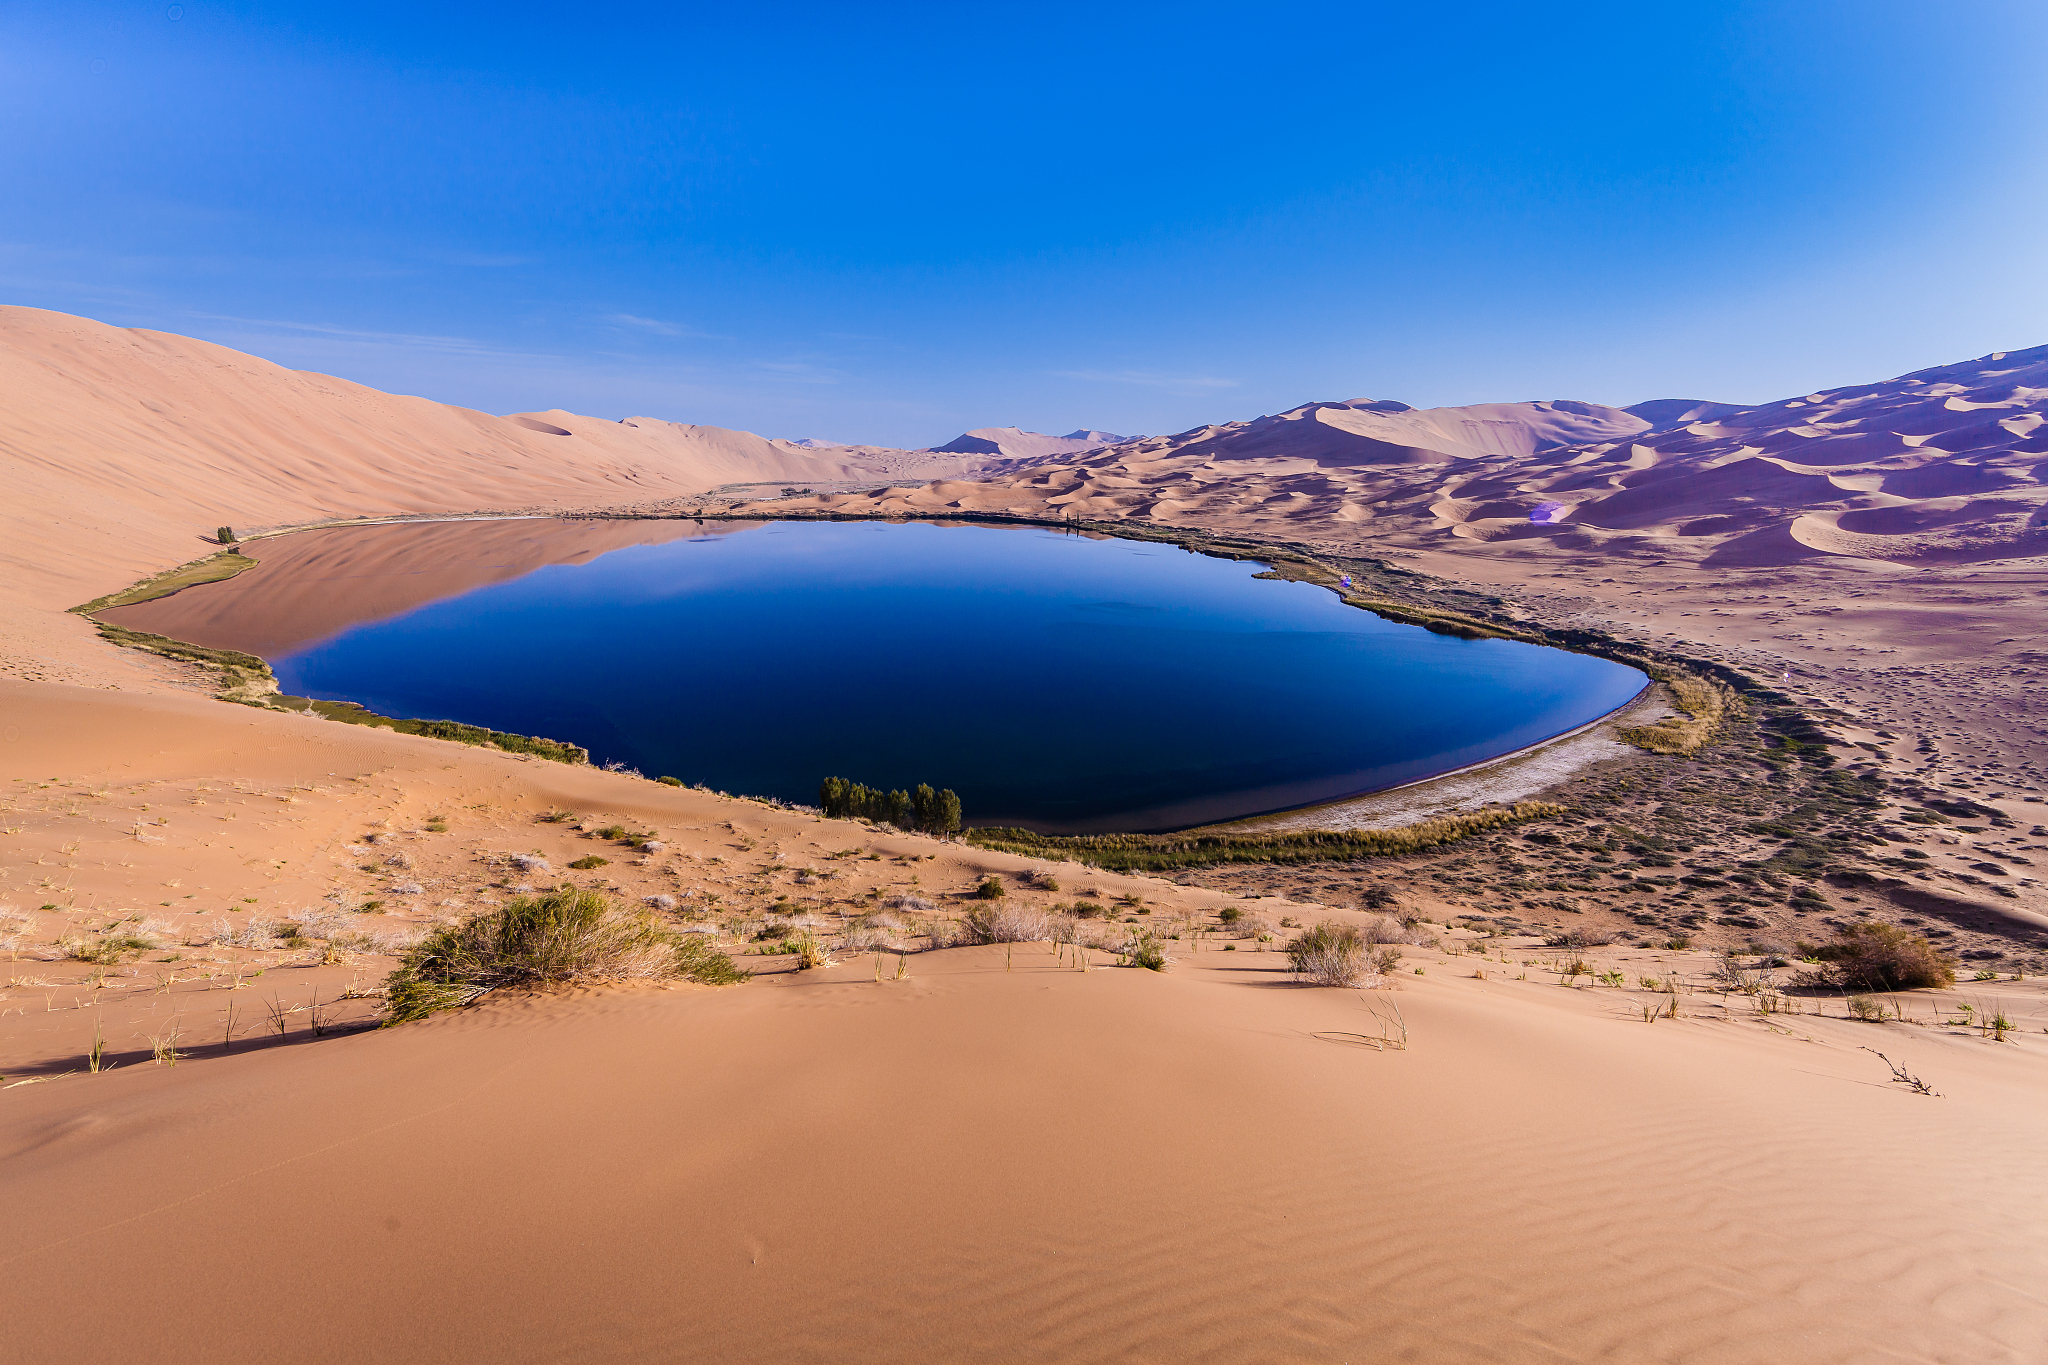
[6,1,2046,447]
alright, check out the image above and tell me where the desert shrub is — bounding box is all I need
[1217,906,1244,924]
[1544,926,1617,948]
[887,894,937,914]
[962,901,1051,943]
[791,930,833,969]
[1287,922,1379,988]
[754,922,793,941]
[382,887,746,1024]
[1070,900,1106,918]
[1361,913,1430,946]
[975,877,1006,900]
[644,894,679,912]
[657,775,684,786]
[1799,921,1955,991]
[568,855,609,870]
[1123,931,1171,971]
[839,923,895,953]
[510,853,551,873]
[1358,885,1398,909]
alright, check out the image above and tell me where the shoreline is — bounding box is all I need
[1193,682,1664,834]
[80,511,1688,838]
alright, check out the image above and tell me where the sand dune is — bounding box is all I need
[99,517,744,659]
[3,679,2045,1365]
[782,347,2048,568]
[7,306,2048,1362]
[928,425,1132,459]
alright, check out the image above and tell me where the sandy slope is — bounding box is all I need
[0,306,893,681]
[98,517,737,659]
[4,677,2045,1364]
[7,308,2048,1361]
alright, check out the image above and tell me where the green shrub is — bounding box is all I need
[657,775,684,786]
[975,877,1006,900]
[382,888,747,1024]
[1124,932,1170,971]
[1217,906,1244,924]
[568,855,610,870]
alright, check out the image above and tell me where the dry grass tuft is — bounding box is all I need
[1287,922,1382,988]
[1618,669,1731,755]
[1796,920,1956,992]
[961,901,1052,944]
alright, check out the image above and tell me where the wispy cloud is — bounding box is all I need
[1053,368,1238,390]
[184,312,517,357]
[605,312,722,339]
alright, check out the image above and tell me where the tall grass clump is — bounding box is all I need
[382,887,748,1024]
[1796,920,1955,991]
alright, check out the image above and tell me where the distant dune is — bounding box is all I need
[785,348,2048,568]
[927,425,1133,459]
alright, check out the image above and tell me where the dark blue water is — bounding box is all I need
[273,520,1643,832]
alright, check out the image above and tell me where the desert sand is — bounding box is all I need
[5,306,2047,1362]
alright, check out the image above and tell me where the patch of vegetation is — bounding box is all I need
[1797,921,1956,991]
[298,703,590,764]
[974,877,1006,900]
[967,802,1564,872]
[1123,932,1170,971]
[1619,669,1731,756]
[1286,922,1380,986]
[568,855,610,870]
[66,931,156,964]
[86,621,278,703]
[70,548,258,615]
[819,777,961,835]
[382,887,747,1024]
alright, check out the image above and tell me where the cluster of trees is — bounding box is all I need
[819,777,962,836]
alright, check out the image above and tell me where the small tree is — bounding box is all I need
[819,776,849,818]
[216,525,236,545]
[887,788,912,829]
[936,789,962,839]
[912,783,937,832]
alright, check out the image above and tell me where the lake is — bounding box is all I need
[111,518,1645,832]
